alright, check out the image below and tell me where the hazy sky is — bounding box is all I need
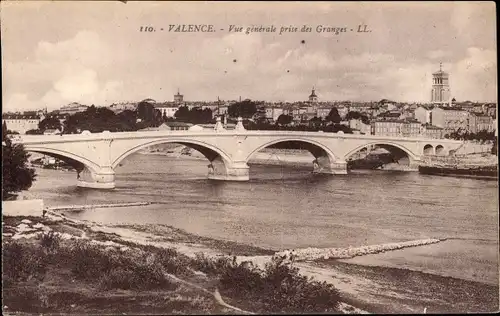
[1,1,497,111]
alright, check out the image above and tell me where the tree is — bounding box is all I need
[325,108,341,124]
[309,116,323,129]
[2,122,36,200]
[228,99,258,118]
[276,114,293,126]
[345,111,370,125]
[322,123,353,134]
[174,106,213,124]
[174,106,191,122]
[38,116,62,131]
[116,110,139,131]
[137,99,158,123]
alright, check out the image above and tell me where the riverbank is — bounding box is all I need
[2,212,357,314]
[3,205,498,314]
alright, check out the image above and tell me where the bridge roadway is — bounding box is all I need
[13,129,463,189]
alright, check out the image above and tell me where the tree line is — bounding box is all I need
[25,99,369,135]
[444,129,496,142]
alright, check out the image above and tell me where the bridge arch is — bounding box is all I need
[344,141,419,161]
[435,145,445,156]
[24,146,101,173]
[246,138,340,162]
[245,137,346,175]
[112,138,234,169]
[423,144,434,156]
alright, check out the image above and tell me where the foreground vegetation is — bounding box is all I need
[3,222,342,314]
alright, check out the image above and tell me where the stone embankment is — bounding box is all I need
[274,238,445,262]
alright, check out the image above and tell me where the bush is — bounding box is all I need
[191,254,342,313]
[153,247,193,277]
[38,231,61,253]
[259,257,341,313]
[190,253,234,276]
[98,262,176,291]
[3,242,49,286]
[66,241,117,281]
[61,241,176,290]
[219,261,264,298]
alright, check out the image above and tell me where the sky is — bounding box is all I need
[1,1,497,112]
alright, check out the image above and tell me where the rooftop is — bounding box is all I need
[435,106,467,111]
[2,114,40,120]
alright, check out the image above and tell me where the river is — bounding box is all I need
[27,153,499,285]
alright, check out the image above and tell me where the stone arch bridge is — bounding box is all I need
[13,130,463,189]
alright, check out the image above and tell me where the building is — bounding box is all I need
[174,89,184,103]
[372,119,403,137]
[109,102,137,113]
[2,114,41,134]
[431,63,451,105]
[414,105,434,124]
[316,107,331,119]
[155,103,179,118]
[59,102,89,115]
[400,119,421,137]
[422,124,444,139]
[431,106,470,133]
[337,106,349,118]
[217,105,229,116]
[308,87,318,103]
[379,99,396,111]
[371,118,422,138]
[264,107,283,122]
[468,113,495,133]
[377,111,404,120]
[349,119,371,134]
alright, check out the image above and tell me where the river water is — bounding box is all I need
[28,153,499,285]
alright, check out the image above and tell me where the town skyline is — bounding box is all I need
[1,1,497,112]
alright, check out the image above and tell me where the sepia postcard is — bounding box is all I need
[1,1,498,314]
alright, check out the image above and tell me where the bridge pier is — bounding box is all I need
[77,166,115,189]
[207,160,249,181]
[409,157,423,171]
[313,158,348,175]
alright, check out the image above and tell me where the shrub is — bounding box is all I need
[38,231,61,253]
[153,247,193,276]
[219,261,264,297]
[98,256,177,291]
[3,242,49,286]
[190,253,234,276]
[259,257,341,313]
[193,255,342,313]
[67,241,116,281]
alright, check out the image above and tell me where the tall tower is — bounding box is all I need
[309,87,318,103]
[174,89,184,103]
[431,63,451,105]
